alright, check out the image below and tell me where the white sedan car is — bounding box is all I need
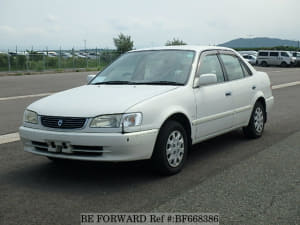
[19,46,274,175]
[242,54,257,65]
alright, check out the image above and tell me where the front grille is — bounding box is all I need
[41,116,86,129]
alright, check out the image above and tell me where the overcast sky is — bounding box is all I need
[0,0,299,51]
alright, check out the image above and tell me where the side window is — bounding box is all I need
[220,54,244,81]
[258,52,268,56]
[198,54,225,82]
[281,52,288,57]
[270,52,279,57]
[240,60,252,76]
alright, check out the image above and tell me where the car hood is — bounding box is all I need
[28,85,179,117]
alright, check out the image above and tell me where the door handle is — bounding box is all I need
[225,91,232,96]
[252,85,256,90]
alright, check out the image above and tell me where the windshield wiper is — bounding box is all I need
[92,81,138,85]
[136,81,184,86]
[92,80,183,86]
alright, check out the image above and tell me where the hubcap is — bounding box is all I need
[166,130,185,168]
[254,107,264,133]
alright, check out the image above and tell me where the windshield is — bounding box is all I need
[281,52,292,57]
[91,50,195,85]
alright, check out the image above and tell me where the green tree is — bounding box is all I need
[113,33,134,54]
[165,38,187,46]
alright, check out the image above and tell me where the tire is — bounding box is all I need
[261,61,267,67]
[280,62,288,67]
[151,120,188,175]
[243,102,265,139]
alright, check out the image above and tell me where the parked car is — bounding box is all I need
[87,52,99,59]
[47,51,57,57]
[19,46,274,175]
[61,52,73,58]
[257,50,296,67]
[292,52,300,66]
[238,51,257,57]
[74,52,86,58]
[242,54,257,65]
[8,51,29,56]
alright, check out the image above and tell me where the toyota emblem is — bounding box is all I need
[57,119,63,127]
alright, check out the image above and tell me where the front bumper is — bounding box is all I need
[19,126,159,162]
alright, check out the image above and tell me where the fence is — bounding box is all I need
[0,50,120,73]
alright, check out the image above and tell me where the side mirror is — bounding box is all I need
[86,74,96,83]
[198,73,217,86]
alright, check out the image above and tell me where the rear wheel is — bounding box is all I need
[280,61,288,67]
[261,61,267,67]
[243,102,265,139]
[151,121,188,175]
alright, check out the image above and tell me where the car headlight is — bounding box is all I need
[90,114,122,128]
[90,113,142,128]
[24,110,38,124]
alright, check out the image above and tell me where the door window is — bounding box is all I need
[258,52,268,56]
[240,61,252,76]
[220,54,244,81]
[198,54,225,82]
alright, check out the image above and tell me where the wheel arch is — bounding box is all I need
[159,112,193,150]
[256,97,267,122]
[251,93,267,123]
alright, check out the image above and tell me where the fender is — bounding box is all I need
[250,90,265,107]
[246,90,265,124]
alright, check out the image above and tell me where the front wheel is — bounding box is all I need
[243,102,265,139]
[151,121,188,175]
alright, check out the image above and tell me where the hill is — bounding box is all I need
[219,37,299,48]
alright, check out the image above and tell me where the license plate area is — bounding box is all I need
[47,140,73,154]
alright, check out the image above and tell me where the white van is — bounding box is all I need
[257,50,296,67]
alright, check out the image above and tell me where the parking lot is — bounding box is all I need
[0,67,299,225]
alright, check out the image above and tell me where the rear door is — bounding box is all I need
[219,51,255,127]
[269,52,279,65]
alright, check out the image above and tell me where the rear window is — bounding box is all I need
[258,52,268,56]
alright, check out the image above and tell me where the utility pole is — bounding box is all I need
[84,40,86,53]
[84,40,88,68]
[45,46,48,69]
[16,45,18,70]
[7,48,10,72]
[96,46,98,67]
[72,47,75,71]
[58,46,61,68]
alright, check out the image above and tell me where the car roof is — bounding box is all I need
[129,45,233,53]
[258,50,289,52]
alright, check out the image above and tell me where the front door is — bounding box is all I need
[193,51,234,140]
